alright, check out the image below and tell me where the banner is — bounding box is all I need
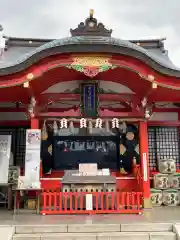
[81,83,98,117]
[0,135,11,184]
[25,129,41,187]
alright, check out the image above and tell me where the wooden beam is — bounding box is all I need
[38,93,138,104]
[153,108,180,113]
[148,121,180,126]
[38,107,144,118]
[0,108,26,112]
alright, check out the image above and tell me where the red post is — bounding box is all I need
[30,118,39,129]
[139,121,151,208]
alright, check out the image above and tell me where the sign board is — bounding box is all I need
[0,135,11,184]
[25,129,41,184]
[26,129,41,149]
[86,194,93,210]
[81,83,98,117]
[79,163,98,176]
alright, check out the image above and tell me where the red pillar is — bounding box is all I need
[30,118,39,129]
[139,121,151,208]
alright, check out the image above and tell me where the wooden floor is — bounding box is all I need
[0,206,180,225]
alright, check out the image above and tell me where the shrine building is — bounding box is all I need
[0,10,180,213]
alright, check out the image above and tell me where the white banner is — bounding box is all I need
[25,129,41,184]
[86,194,93,210]
[143,152,148,181]
[0,135,11,184]
[26,129,41,149]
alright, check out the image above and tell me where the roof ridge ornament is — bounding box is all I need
[0,25,6,57]
[70,9,112,37]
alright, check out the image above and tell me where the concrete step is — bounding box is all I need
[0,226,15,240]
[13,232,176,240]
[14,223,173,234]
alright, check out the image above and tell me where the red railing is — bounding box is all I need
[41,190,143,215]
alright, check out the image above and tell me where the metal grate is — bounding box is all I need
[148,127,180,171]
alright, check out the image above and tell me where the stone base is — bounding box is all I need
[143,197,152,209]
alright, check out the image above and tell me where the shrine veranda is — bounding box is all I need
[0,11,180,214]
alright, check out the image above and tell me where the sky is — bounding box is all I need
[0,0,180,67]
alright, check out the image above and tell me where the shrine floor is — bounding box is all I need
[0,206,180,225]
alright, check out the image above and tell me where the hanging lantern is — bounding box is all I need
[105,120,110,133]
[23,81,29,88]
[88,121,93,134]
[112,118,119,128]
[53,121,58,135]
[69,121,75,134]
[41,121,48,140]
[60,118,68,128]
[95,118,102,128]
[80,118,87,128]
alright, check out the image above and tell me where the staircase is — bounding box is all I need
[12,223,176,240]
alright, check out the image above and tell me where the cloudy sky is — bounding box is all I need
[0,0,180,66]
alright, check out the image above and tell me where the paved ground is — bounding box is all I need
[0,206,180,225]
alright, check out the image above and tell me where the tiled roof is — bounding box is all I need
[0,36,179,77]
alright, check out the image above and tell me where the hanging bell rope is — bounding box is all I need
[88,121,93,134]
[53,121,58,135]
[105,120,110,133]
[41,120,48,140]
[119,122,127,133]
[69,121,74,134]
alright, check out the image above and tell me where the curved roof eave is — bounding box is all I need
[0,36,180,77]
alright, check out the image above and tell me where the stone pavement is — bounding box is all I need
[0,207,180,239]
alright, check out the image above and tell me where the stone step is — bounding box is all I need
[14,223,173,234]
[13,232,176,240]
[0,226,15,240]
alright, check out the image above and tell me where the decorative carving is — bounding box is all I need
[70,10,112,37]
[67,56,116,77]
[28,97,36,118]
[72,56,111,66]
